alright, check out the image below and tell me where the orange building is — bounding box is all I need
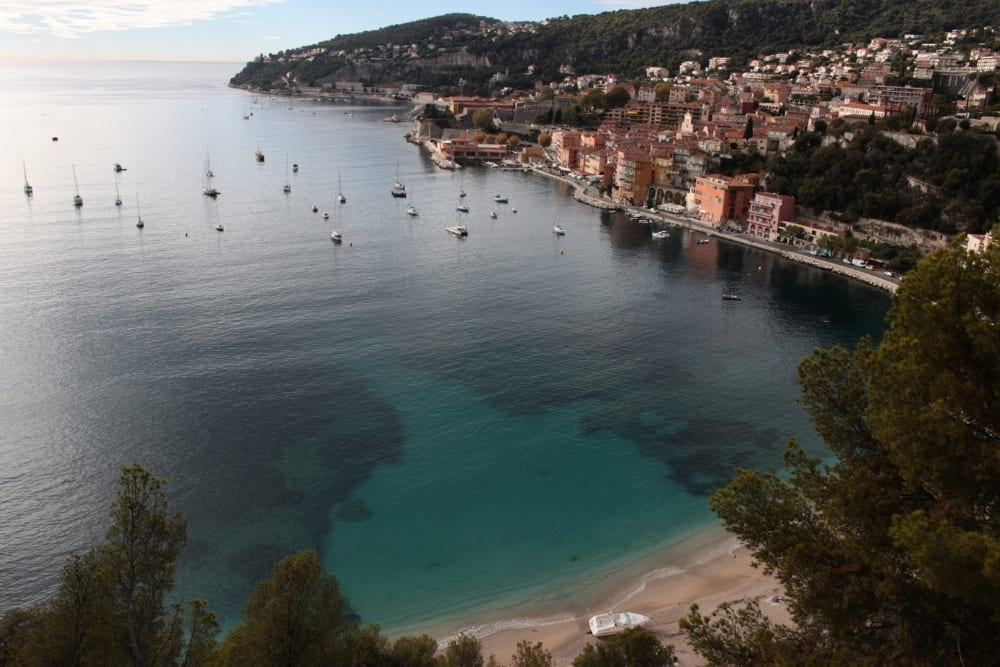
[691,174,756,226]
[613,148,653,205]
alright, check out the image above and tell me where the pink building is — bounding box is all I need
[746,192,796,240]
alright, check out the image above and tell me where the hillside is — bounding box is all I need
[230,0,1000,92]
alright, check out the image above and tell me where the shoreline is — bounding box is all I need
[410,134,899,294]
[538,167,900,294]
[396,523,790,666]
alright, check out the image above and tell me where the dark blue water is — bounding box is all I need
[0,60,890,637]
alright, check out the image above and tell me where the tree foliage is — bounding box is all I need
[572,627,675,667]
[218,550,354,666]
[699,236,1000,664]
[766,126,1000,234]
[0,463,216,667]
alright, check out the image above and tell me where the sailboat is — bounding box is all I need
[283,157,291,194]
[114,174,122,207]
[23,161,32,196]
[337,172,346,203]
[135,196,144,228]
[72,165,83,207]
[255,143,265,162]
[203,154,219,197]
[391,162,406,197]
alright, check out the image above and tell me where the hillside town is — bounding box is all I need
[260,26,1000,266]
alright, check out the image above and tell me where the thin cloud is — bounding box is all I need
[0,0,284,38]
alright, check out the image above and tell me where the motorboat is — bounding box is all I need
[722,293,741,301]
[323,212,329,219]
[697,238,710,244]
[493,193,508,203]
[652,230,669,239]
[553,224,565,235]
[330,230,342,243]
[392,181,407,197]
[215,223,224,232]
[446,225,468,237]
[490,211,498,219]
[407,205,419,216]
[588,612,650,638]
[456,204,469,213]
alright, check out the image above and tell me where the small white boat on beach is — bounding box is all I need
[446,225,468,237]
[588,611,651,638]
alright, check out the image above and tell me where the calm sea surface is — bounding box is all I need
[0,60,890,636]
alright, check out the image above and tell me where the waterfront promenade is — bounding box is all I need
[538,166,900,294]
[410,124,897,293]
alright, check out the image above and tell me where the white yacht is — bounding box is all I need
[553,224,565,235]
[330,230,342,243]
[446,225,468,237]
[588,612,650,638]
[652,230,669,239]
[407,205,419,216]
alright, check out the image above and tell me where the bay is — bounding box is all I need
[0,60,890,635]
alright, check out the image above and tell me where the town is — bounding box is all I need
[250,22,1000,275]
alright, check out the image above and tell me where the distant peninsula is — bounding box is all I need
[230,0,1000,93]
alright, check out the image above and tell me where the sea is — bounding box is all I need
[0,60,891,639]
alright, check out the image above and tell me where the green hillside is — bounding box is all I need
[230,0,1000,92]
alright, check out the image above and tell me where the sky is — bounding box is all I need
[0,0,683,62]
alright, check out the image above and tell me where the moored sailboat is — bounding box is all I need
[72,165,83,207]
[23,161,33,196]
[203,154,219,197]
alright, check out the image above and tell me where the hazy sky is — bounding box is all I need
[0,0,681,62]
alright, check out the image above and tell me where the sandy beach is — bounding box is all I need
[402,525,792,667]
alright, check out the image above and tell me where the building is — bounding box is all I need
[746,192,796,240]
[691,174,756,226]
[966,231,993,253]
[613,148,653,205]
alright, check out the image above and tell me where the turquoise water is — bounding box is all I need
[0,60,891,635]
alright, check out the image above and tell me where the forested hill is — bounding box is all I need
[230,0,1000,92]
